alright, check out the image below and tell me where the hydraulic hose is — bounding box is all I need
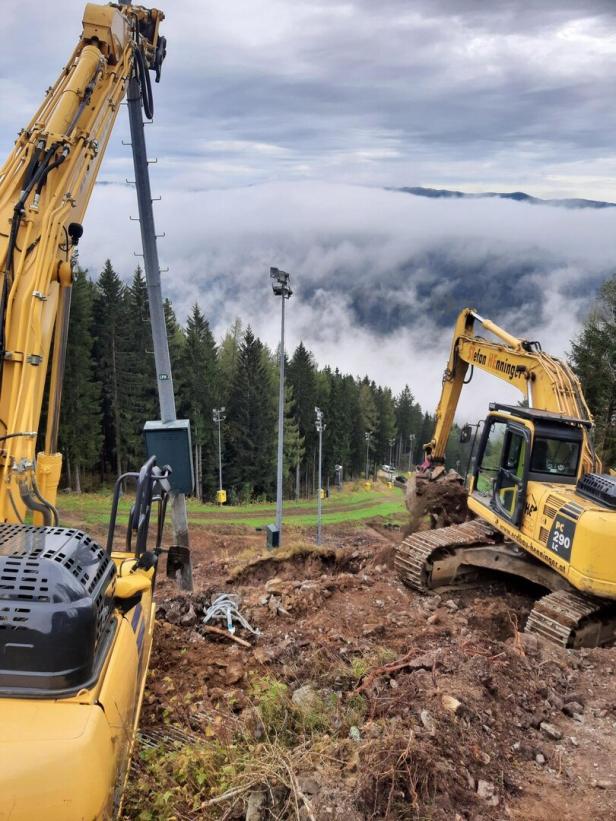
[134,46,154,120]
[31,475,59,526]
[18,480,52,526]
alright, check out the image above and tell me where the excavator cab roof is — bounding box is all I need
[489,402,593,429]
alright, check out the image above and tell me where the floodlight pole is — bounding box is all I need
[388,436,396,467]
[315,408,325,545]
[365,431,371,480]
[271,267,293,545]
[408,434,415,471]
[213,408,225,492]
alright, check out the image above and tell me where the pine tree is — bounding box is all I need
[570,275,616,466]
[374,386,397,465]
[218,318,243,403]
[225,328,276,500]
[178,305,219,499]
[123,266,158,467]
[59,267,102,491]
[92,260,132,476]
[164,297,186,403]
[396,385,416,467]
[323,369,352,478]
[287,342,318,494]
[346,377,366,477]
[281,384,304,495]
[358,379,378,435]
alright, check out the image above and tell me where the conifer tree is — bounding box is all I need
[358,379,378,435]
[178,305,219,499]
[164,298,186,401]
[323,369,352,476]
[280,384,304,495]
[570,274,616,466]
[374,386,397,464]
[225,328,276,500]
[287,342,318,494]
[123,266,158,467]
[92,260,132,476]
[59,267,101,491]
[395,385,416,465]
[218,318,243,403]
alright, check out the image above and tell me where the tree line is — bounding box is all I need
[570,271,616,469]
[58,259,451,500]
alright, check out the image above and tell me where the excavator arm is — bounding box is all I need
[427,308,596,472]
[0,3,165,524]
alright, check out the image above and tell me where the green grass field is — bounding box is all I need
[57,482,407,531]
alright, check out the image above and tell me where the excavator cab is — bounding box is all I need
[471,404,586,530]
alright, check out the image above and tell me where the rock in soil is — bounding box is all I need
[540,722,563,741]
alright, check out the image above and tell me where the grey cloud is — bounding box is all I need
[78,181,613,399]
[5,0,616,197]
[2,1,616,420]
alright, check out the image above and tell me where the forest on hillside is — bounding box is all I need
[59,260,465,501]
[58,260,615,501]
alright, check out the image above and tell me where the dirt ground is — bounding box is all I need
[124,522,616,820]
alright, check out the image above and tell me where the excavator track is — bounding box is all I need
[395,519,500,592]
[396,521,616,649]
[525,589,616,649]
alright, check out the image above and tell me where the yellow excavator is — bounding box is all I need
[395,307,616,648]
[0,4,185,819]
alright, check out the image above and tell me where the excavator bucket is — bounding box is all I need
[405,467,469,532]
[166,544,193,591]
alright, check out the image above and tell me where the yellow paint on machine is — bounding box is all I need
[0,555,156,820]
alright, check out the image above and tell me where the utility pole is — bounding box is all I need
[364,431,371,480]
[388,436,396,467]
[271,267,293,546]
[315,407,325,545]
[121,0,192,588]
[213,407,225,502]
[408,434,416,471]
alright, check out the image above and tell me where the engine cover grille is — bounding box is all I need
[0,525,116,695]
[576,474,616,510]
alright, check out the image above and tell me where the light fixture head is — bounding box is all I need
[270,266,293,297]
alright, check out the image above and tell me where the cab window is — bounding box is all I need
[476,420,506,496]
[530,437,580,478]
[497,429,527,518]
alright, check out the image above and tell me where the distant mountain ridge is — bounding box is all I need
[393,186,616,210]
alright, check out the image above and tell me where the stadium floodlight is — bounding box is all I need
[212,407,226,503]
[315,407,325,545]
[270,267,293,547]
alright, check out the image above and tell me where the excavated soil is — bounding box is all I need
[126,525,616,820]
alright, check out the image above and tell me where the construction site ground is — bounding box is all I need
[62,487,616,820]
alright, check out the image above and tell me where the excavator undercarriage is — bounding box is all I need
[395,519,616,649]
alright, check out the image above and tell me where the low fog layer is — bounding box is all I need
[79,180,614,421]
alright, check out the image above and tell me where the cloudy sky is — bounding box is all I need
[2,0,616,419]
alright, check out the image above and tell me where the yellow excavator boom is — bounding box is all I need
[0,2,164,525]
[427,308,596,472]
